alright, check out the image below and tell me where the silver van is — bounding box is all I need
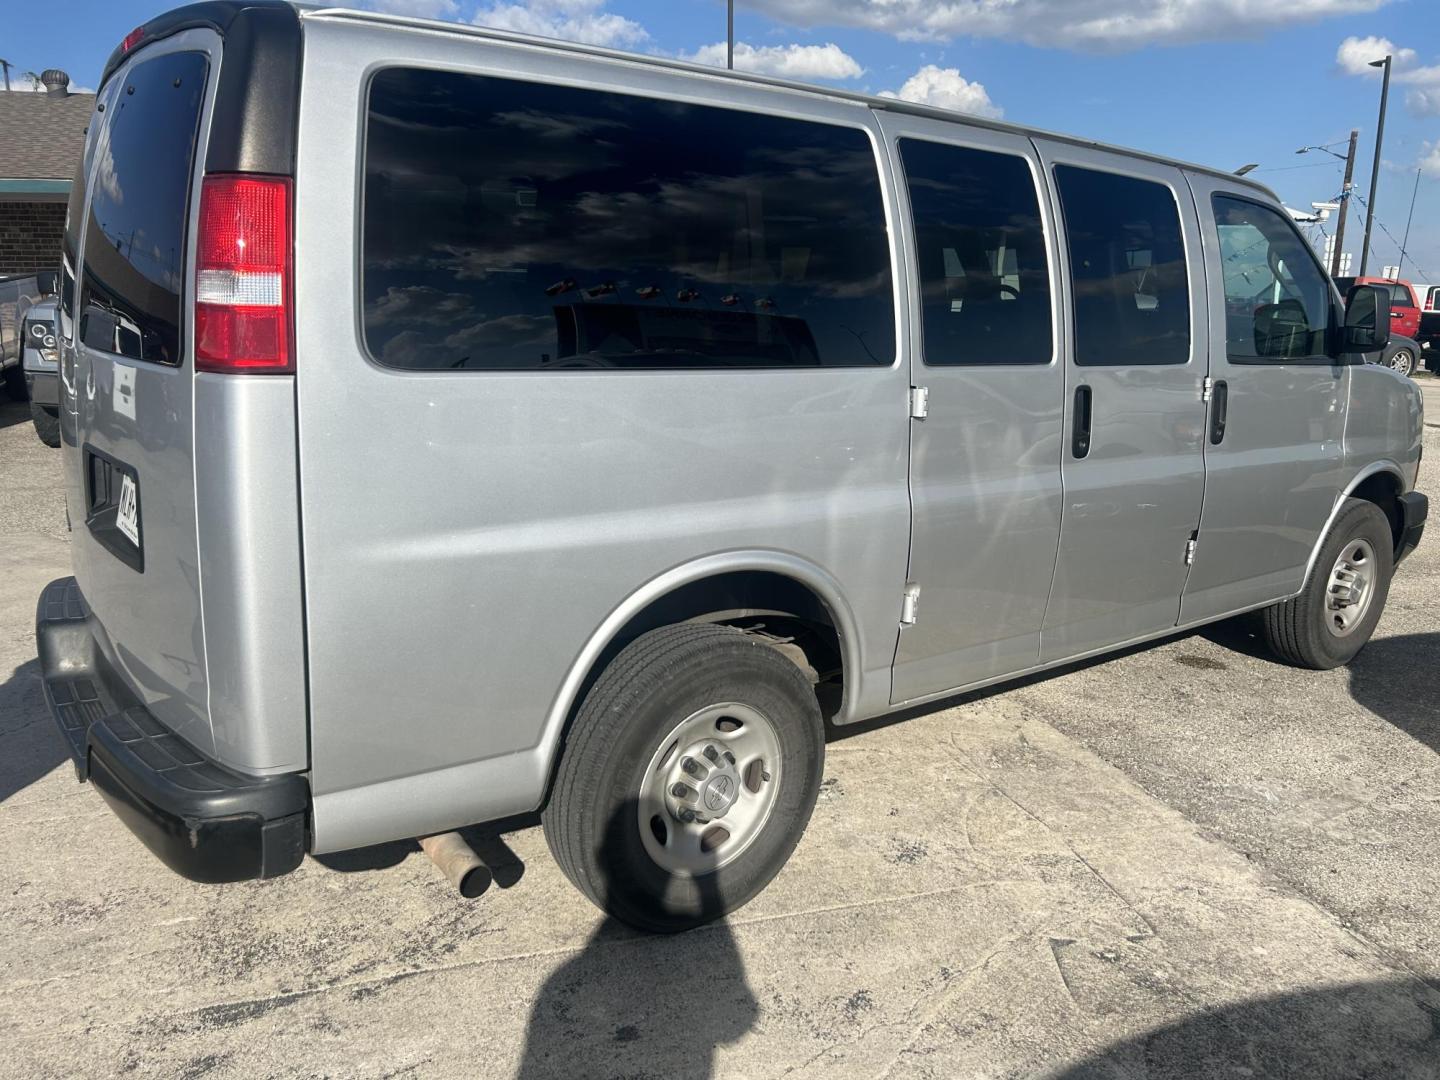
[37,2,1427,932]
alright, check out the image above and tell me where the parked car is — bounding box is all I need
[1418,297,1440,374]
[0,272,54,402]
[1334,275,1422,341]
[1376,334,1422,378]
[36,2,1428,933]
[21,299,60,446]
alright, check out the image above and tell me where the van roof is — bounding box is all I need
[304,4,1278,199]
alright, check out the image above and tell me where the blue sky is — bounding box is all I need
[8,0,1440,282]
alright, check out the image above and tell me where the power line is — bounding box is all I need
[1351,192,1433,283]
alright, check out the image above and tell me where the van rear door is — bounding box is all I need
[67,36,218,757]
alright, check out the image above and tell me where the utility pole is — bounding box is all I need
[727,0,734,70]
[1331,129,1359,277]
[0,59,11,92]
[1396,167,1421,280]
[1359,54,1391,277]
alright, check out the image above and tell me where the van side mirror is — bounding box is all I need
[1343,284,1390,352]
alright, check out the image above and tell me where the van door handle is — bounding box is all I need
[1072,385,1092,459]
[1209,380,1229,445]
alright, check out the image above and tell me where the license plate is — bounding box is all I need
[116,474,140,546]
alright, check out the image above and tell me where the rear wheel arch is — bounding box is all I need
[538,554,861,803]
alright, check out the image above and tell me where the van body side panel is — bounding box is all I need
[877,114,1065,703]
[194,374,308,773]
[67,31,222,758]
[295,21,911,849]
[1344,366,1424,494]
[1178,172,1350,624]
[1033,143,1208,662]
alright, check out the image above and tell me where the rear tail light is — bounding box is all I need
[195,174,293,373]
[120,26,145,53]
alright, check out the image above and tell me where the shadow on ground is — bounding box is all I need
[1348,632,1440,755]
[515,800,757,1079]
[0,658,67,803]
[1056,979,1440,1079]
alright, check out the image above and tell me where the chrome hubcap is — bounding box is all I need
[1390,350,1413,376]
[638,703,782,876]
[1324,538,1376,637]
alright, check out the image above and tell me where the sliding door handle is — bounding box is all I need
[1209,380,1229,445]
[1072,384,1092,459]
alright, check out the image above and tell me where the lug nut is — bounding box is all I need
[672,783,691,799]
[703,745,719,763]
[678,808,695,823]
[682,757,706,779]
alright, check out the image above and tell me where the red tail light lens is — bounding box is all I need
[195,174,293,373]
[120,26,145,53]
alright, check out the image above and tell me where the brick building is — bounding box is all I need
[0,72,95,277]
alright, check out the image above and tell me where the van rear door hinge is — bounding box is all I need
[900,583,921,626]
[1202,376,1215,403]
[1184,534,1198,566]
[909,386,929,419]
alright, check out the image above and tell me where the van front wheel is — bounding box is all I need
[1260,498,1393,669]
[543,623,824,933]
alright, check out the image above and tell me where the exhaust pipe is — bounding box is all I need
[418,832,491,898]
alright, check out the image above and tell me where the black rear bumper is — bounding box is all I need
[35,577,308,883]
[1397,491,1427,566]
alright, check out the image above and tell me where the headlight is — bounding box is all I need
[22,318,59,364]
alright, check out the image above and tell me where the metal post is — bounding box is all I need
[0,59,11,92]
[1330,129,1358,278]
[1395,167,1421,280]
[727,0,734,70]
[1358,55,1391,278]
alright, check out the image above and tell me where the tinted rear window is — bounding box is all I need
[79,51,208,365]
[362,69,895,370]
[1054,165,1190,367]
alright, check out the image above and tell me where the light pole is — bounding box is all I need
[727,0,734,70]
[1359,54,1391,277]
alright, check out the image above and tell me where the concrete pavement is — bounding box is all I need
[1,382,1437,1079]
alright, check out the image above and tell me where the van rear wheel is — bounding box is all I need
[1260,498,1393,669]
[543,623,824,933]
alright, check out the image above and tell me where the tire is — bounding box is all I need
[1387,345,1416,377]
[2,365,27,402]
[1260,498,1393,669]
[30,402,60,447]
[543,623,824,933]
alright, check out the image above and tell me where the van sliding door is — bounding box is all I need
[880,113,1066,704]
[1032,141,1209,662]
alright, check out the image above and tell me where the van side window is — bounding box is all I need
[899,139,1052,366]
[1212,195,1333,363]
[1054,166,1190,366]
[361,69,895,370]
[78,51,208,366]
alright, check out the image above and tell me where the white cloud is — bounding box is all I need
[880,65,1002,119]
[362,0,461,17]
[1336,35,1440,118]
[744,0,1390,51]
[684,41,864,80]
[1408,88,1440,116]
[473,0,647,48]
[1335,34,1415,74]
[1421,142,1440,174]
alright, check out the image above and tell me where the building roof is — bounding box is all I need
[0,90,96,184]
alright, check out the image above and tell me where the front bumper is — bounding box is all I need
[35,577,309,883]
[1397,492,1427,566]
[24,368,58,407]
